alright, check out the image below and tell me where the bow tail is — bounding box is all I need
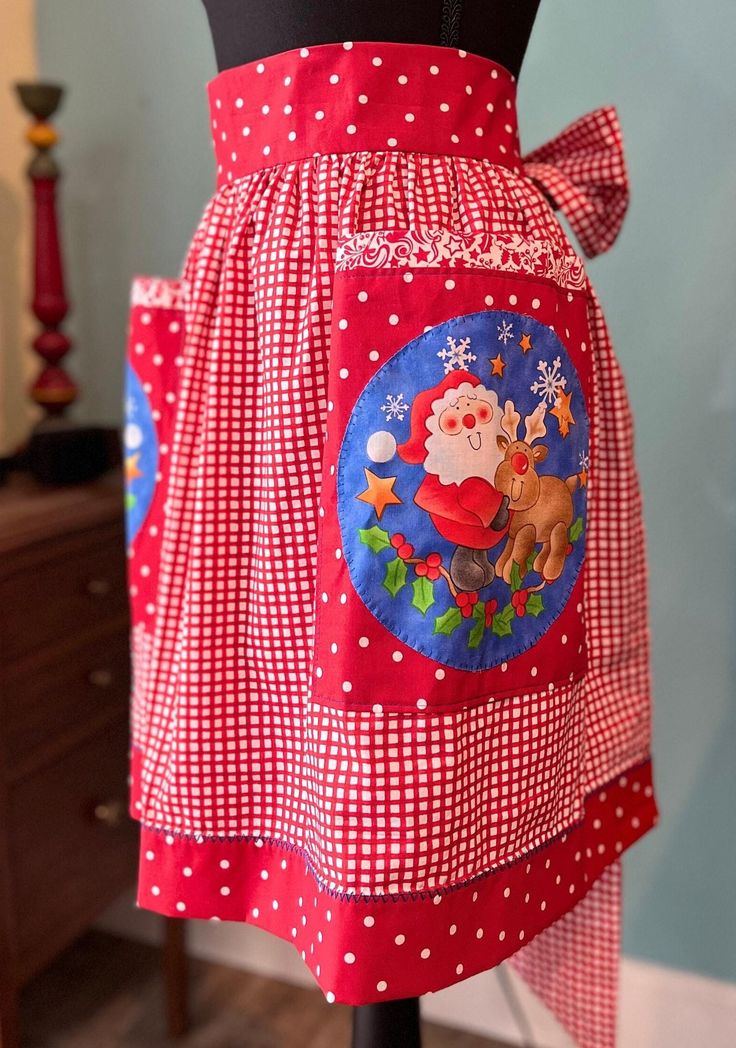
[522,106,630,259]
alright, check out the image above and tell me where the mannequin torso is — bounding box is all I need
[202,0,541,79]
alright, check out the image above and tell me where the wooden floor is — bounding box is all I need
[20,931,511,1048]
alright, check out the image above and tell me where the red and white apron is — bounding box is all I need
[123,40,657,1048]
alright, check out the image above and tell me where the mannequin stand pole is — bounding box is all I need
[351,997,422,1048]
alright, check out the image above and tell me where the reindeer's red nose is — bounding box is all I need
[511,452,529,475]
[462,413,476,429]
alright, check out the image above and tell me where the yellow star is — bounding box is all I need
[518,333,533,353]
[125,452,143,481]
[550,387,576,438]
[489,353,506,377]
[356,468,403,520]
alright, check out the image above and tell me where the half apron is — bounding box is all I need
[123,40,657,1048]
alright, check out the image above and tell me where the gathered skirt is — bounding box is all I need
[123,40,657,1048]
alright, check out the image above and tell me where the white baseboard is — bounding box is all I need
[98,891,736,1047]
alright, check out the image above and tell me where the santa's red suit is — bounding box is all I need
[397,371,510,550]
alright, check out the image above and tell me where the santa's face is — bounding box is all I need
[424,382,506,487]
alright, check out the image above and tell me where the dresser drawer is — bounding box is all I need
[2,626,131,775]
[7,716,138,971]
[0,521,129,661]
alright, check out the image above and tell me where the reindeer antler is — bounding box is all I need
[501,400,521,441]
[523,402,547,445]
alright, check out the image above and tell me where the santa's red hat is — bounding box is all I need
[397,370,481,464]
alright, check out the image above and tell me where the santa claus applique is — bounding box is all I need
[397,371,511,592]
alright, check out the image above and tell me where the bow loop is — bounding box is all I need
[522,105,629,259]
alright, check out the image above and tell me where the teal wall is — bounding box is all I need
[36,0,736,983]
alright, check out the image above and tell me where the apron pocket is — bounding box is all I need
[311,226,593,715]
[123,275,186,626]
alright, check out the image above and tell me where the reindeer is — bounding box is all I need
[493,399,581,585]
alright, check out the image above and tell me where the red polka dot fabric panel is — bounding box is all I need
[123,41,657,1048]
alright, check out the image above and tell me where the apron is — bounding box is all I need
[122,38,657,1048]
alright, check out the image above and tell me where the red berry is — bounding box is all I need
[456,591,470,608]
[511,591,520,607]
[426,552,442,568]
[398,542,414,560]
[515,605,526,617]
[518,589,528,605]
[427,567,440,581]
[487,599,498,613]
[390,533,405,549]
[461,604,473,618]
[566,543,573,555]
[468,591,479,605]
[485,607,494,627]
[415,561,428,576]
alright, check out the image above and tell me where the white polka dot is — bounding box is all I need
[183,866,193,877]
[315,110,325,120]
[417,698,427,710]
[262,145,270,156]
[339,366,349,377]
[440,102,450,112]
[476,928,484,939]
[445,278,455,289]
[344,952,356,964]
[363,915,375,928]
[531,666,538,677]
[372,703,383,715]
[358,636,370,647]
[288,130,297,142]
[456,963,464,975]
[343,41,353,50]
[498,929,506,941]
[435,668,445,680]
[504,886,511,898]
[486,102,495,113]
[475,127,484,137]
[394,933,406,945]
[283,104,293,115]
[342,681,352,693]
[372,56,382,66]
[326,991,335,1004]
[501,661,508,672]
[377,980,388,992]
[430,65,440,75]
[387,137,397,147]
[145,850,155,861]
[398,74,408,85]
[532,298,541,309]
[404,112,415,123]
[509,294,518,305]
[357,290,368,302]
[151,885,160,896]
[220,886,230,896]
[346,124,357,135]
[260,869,269,880]
[519,930,525,941]
[388,313,399,325]
[392,650,403,663]
[300,47,310,57]
[330,641,338,654]
[176,901,186,912]
[358,93,368,104]
[451,134,460,144]
[329,73,340,84]
[420,948,431,959]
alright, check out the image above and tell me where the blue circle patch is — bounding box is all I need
[123,361,158,545]
[337,309,589,671]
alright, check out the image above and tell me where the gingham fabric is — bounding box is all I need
[123,41,657,1048]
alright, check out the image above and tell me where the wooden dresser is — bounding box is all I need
[0,467,141,1046]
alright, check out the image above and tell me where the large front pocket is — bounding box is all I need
[311,227,593,713]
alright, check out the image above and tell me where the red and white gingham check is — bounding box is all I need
[124,42,657,1048]
[523,106,630,259]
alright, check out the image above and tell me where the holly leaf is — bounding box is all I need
[526,592,544,617]
[359,525,391,553]
[492,602,515,637]
[412,577,435,616]
[383,556,407,597]
[569,516,583,542]
[510,561,522,592]
[472,601,486,621]
[434,606,463,636]
[468,616,486,649]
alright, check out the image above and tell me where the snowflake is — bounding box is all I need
[380,392,409,422]
[531,356,568,405]
[579,450,590,472]
[497,320,514,344]
[437,335,476,374]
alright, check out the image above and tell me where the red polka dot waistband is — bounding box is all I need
[207,40,522,186]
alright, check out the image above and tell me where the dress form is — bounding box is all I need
[199,4,541,1046]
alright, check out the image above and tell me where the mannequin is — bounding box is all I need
[202,1,541,79]
[199,3,541,1045]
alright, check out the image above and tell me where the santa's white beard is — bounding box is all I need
[423,425,506,487]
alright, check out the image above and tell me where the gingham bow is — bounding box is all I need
[522,105,629,259]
